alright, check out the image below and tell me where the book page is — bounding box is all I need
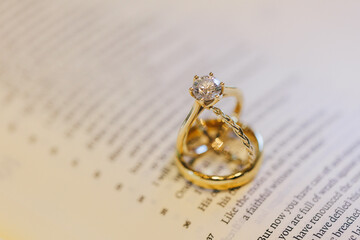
[0,1,359,240]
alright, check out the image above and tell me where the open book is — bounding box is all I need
[0,1,359,239]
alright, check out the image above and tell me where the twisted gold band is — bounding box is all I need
[210,106,255,164]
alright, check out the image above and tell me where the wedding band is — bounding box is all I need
[175,73,263,190]
[176,120,263,190]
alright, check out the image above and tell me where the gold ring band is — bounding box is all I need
[175,121,263,190]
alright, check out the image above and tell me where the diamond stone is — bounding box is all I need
[192,76,222,101]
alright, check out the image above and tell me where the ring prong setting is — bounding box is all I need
[190,73,223,108]
[189,87,195,97]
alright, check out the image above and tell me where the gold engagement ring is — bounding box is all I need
[175,73,264,190]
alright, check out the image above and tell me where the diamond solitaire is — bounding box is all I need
[190,73,223,103]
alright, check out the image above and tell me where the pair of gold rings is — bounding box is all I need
[175,73,263,190]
